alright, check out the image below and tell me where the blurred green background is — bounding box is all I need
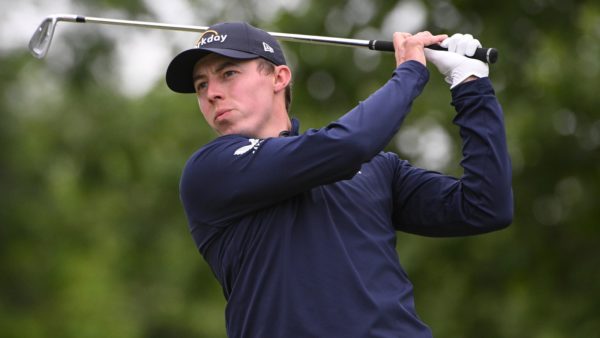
[1,0,599,337]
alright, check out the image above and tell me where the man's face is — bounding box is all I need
[193,54,279,137]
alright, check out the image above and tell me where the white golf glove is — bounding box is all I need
[424,33,489,89]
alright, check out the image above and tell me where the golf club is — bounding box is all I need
[29,14,498,63]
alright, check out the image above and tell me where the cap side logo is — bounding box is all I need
[263,42,274,53]
[195,30,228,47]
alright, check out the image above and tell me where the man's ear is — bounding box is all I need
[273,65,292,93]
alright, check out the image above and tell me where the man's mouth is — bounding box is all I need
[215,109,232,121]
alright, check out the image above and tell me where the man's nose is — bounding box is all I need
[206,81,224,102]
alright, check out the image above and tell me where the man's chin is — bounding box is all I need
[214,120,236,136]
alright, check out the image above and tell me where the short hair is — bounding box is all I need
[256,58,292,112]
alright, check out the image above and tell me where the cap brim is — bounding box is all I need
[166,48,259,93]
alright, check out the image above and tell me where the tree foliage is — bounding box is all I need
[1,0,599,337]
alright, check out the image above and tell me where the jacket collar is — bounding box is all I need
[279,118,300,137]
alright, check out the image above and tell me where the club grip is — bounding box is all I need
[368,40,498,64]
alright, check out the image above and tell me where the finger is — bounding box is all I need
[393,32,411,47]
[394,32,412,39]
[445,33,463,52]
[465,38,481,57]
[430,33,449,45]
[413,30,432,38]
[456,34,473,55]
[440,37,449,48]
[413,31,448,46]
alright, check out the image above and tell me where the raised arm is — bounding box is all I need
[392,77,513,236]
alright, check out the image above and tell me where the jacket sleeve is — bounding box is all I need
[392,77,513,236]
[181,61,429,227]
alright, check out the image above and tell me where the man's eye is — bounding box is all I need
[224,70,237,78]
[196,82,207,91]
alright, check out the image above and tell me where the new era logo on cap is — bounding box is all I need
[166,22,287,93]
[263,42,274,53]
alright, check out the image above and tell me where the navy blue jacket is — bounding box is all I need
[180,61,513,337]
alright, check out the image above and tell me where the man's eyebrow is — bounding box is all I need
[193,61,242,81]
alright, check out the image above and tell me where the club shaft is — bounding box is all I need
[32,14,498,63]
[77,16,375,48]
[82,16,209,33]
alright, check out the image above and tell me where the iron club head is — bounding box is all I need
[29,16,57,59]
[29,15,81,59]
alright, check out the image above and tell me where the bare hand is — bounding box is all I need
[393,31,448,67]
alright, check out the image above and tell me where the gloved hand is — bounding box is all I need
[424,33,489,89]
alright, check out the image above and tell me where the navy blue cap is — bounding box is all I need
[166,22,287,93]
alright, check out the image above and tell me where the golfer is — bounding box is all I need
[166,22,512,337]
